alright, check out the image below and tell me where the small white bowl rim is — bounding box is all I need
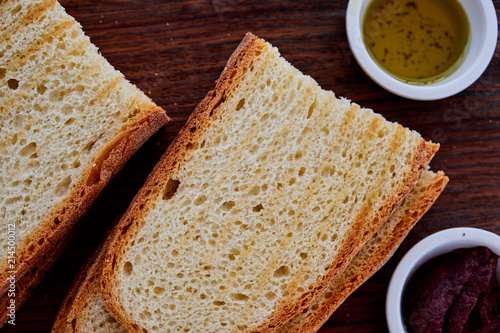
[386,227,500,332]
[346,0,498,101]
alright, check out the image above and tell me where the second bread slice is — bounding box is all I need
[278,170,448,332]
[101,32,438,333]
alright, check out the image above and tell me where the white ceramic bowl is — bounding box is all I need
[345,0,498,100]
[386,227,500,332]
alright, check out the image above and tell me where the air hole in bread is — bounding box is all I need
[252,203,264,212]
[248,186,260,196]
[6,84,20,102]
[213,301,225,306]
[153,286,165,295]
[273,265,291,278]
[229,70,237,80]
[35,83,47,94]
[0,68,6,80]
[221,201,235,211]
[56,40,67,51]
[230,293,250,301]
[307,101,316,119]
[259,113,270,123]
[84,140,95,152]
[193,195,206,206]
[70,28,79,39]
[121,220,133,235]
[54,176,71,196]
[235,98,245,111]
[123,261,133,276]
[64,117,75,126]
[210,93,226,117]
[163,179,180,200]
[8,133,18,145]
[11,4,24,15]
[297,78,303,90]
[19,142,37,157]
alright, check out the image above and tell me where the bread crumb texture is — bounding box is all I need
[111,37,426,332]
[0,0,157,268]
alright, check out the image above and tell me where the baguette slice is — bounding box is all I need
[0,0,169,318]
[101,32,438,333]
[52,170,446,333]
[278,170,448,333]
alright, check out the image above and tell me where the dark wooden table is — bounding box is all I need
[2,1,499,332]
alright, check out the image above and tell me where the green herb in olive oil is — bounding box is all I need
[363,0,470,84]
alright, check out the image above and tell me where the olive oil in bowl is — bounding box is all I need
[363,0,470,84]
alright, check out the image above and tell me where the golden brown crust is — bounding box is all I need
[0,107,169,307]
[285,171,448,333]
[101,32,439,333]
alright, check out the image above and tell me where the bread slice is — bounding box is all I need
[0,0,169,318]
[52,169,446,333]
[278,170,448,333]
[101,32,438,333]
[58,237,128,333]
[0,221,74,328]
[51,231,128,333]
[51,243,103,333]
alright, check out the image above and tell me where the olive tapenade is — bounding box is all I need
[403,246,499,333]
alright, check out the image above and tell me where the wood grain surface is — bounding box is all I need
[2,0,500,332]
